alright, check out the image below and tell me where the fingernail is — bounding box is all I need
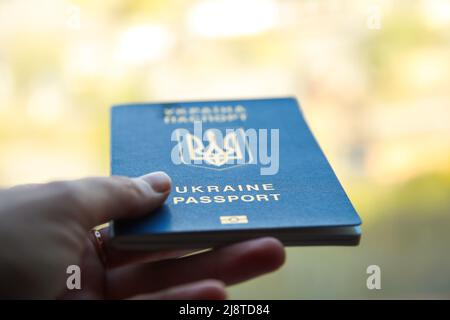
[141,171,172,193]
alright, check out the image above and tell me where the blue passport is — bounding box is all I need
[110,97,361,249]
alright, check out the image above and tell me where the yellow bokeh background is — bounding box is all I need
[0,0,449,298]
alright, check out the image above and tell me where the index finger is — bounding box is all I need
[50,171,172,230]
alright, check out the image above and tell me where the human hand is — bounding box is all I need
[0,172,285,299]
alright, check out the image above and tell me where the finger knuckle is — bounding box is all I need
[46,181,87,217]
[50,181,80,205]
[110,176,144,211]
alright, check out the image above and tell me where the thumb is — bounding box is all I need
[58,171,172,230]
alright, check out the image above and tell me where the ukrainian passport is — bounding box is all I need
[110,97,361,249]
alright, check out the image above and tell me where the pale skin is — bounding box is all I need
[0,171,285,299]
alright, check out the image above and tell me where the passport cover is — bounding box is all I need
[110,97,361,249]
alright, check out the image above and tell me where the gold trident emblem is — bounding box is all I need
[186,130,244,167]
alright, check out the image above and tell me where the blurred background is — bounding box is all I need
[0,0,449,298]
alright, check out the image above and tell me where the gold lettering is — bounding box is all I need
[262,183,275,191]
[214,195,226,203]
[199,196,212,203]
[241,195,254,202]
[207,186,220,192]
[223,185,235,192]
[175,186,188,193]
[247,184,260,191]
[256,194,269,201]
[173,197,185,204]
[191,186,204,193]
[185,197,198,204]
[270,193,281,200]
